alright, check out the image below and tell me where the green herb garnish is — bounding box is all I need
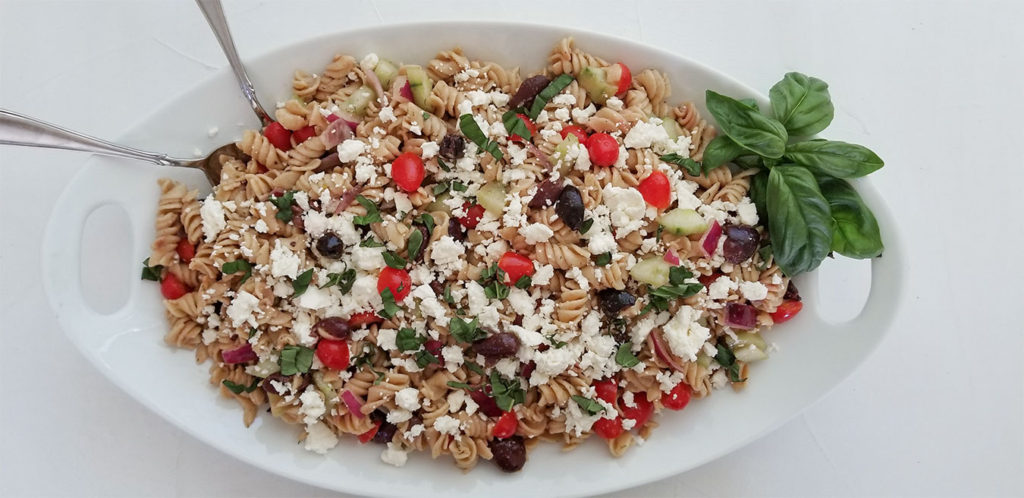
[140,257,163,281]
[360,238,385,248]
[378,288,401,319]
[714,342,746,383]
[489,371,525,412]
[527,74,574,120]
[396,327,425,352]
[382,251,406,269]
[502,110,532,141]
[659,153,704,176]
[571,395,605,416]
[406,229,424,261]
[515,276,532,289]
[279,345,314,376]
[414,350,439,368]
[450,316,484,343]
[465,361,486,376]
[270,190,297,222]
[438,158,451,172]
[579,218,594,235]
[432,182,450,196]
[353,195,383,225]
[419,213,435,235]
[459,114,502,160]
[446,381,473,390]
[291,268,314,297]
[615,342,640,368]
[222,379,260,394]
[443,284,454,305]
[594,252,612,266]
[451,180,468,192]
[221,259,253,285]
[641,266,703,315]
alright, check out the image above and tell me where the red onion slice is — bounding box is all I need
[724,302,758,330]
[361,62,387,107]
[222,343,257,364]
[663,250,680,266]
[649,330,688,373]
[400,81,413,101]
[319,117,354,149]
[526,143,553,171]
[699,220,722,258]
[340,390,366,418]
[334,186,363,214]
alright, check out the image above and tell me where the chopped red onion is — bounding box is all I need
[222,343,257,364]
[341,390,366,418]
[724,303,758,330]
[400,81,413,101]
[699,220,722,258]
[649,331,687,373]
[526,143,552,171]
[663,250,680,266]
[361,61,387,107]
[334,186,362,214]
[319,117,354,149]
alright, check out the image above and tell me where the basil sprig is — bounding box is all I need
[291,268,314,297]
[141,258,163,281]
[270,190,297,222]
[279,345,314,376]
[702,72,884,276]
[221,259,253,285]
[571,395,605,416]
[459,114,502,160]
[222,379,260,394]
[527,74,574,120]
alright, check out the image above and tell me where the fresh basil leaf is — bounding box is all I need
[705,90,788,159]
[594,252,612,266]
[353,195,382,225]
[818,177,884,259]
[668,265,693,285]
[733,155,764,170]
[701,135,747,169]
[515,276,532,289]
[360,238,385,248]
[446,381,473,390]
[141,257,163,281]
[579,218,594,235]
[337,268,356,294]
[279,345,314,376]
[615,342,640,368]
[270,190,297,222]
[502,110,532,141]
[414,350,439,368]
[459,114,502,160]
[757,244,774,270]
[465,361,486,376]
[450,316,484,343]
[437,158,451,172]
[396,327,425,352]
[660,153,703,176]
[451,181,468,192]
[484,281,510,300]
[784,140,883,179]
[319,272,342,288]
[405,229,424,261]
[291,268,314,297]
[222,379,260,394]
[528,73,574,120]
[738,98,759,110]
[443,284,454,305]
[382,251,406,269]
[766,166,833,276]
[488,371,525,411]
[714,342,746,382]
[419,213,435,235]
[379,288,401,319]
[749,169,770,223]
[571,395,605,416]
[221,259,253,285]
[432,182,450,196]
[769,72,834,137]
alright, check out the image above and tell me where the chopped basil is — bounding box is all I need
[571,395,605,416]
[594,252,612,266]
[396,327,425,352]
[406,229,424,261]
[382,251,406,269]
[515,276,532,289]
[479,262,501,282]
[222,379,260,394]
[465,361,486,376]
[641,266,703,315]
[615,342,641,368]
[419,213,435,235]
[378,288,401,319]
[270,190,297,222]
[660,153,704,176]
[756,244,773,271]
[337,268,357,293]
[438,158,451,172]
[443,284,454,305]
[432,182,450,195]
[353,195,383,225]
[546,335,568,349]
[140,257,163,281]
[319,272,342,288]
[451,180,468,192]
[414,350,439,368]
[291,268,314,297]
[655,225,664,242]
[459,114,502,160]
[714,343,746,382]
[422,111,431,122]
[579,218,594,235]
[528,74,574,120]
[502,110,532,141]
[446,381,473,390]
[450,316,484,343]
[483,280,510,300]
[488,371,525,412]
[360,238,385,248]
[248,327,258,338]
[279,345,314,376]
[221,259,253,285]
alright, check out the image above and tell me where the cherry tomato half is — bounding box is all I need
[593,417,623,440]
[160,272,189,300]
[592,378,619,405]
[175,239,195,263]
[560,125,588,143]
[358,420,382,443]
[585,133,619,167]
[459,202,485,228]
[498,252,535,285]
[492,411,518,439]
[390,152,426,192]
[619,392,655,428]
[612,63,632,96]
[263,121,292,151]
[509,113,537,143]
[637,171,671,209]
[770,300,803,324]
[377,266,412,301]
[292,125,318,144]
[348,311,384,328]
[316,339,350,370]
[661,383,691,410]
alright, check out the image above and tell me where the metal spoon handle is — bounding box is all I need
[0,108,184,166]
[195,0,272,126]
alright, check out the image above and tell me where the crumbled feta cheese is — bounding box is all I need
[253,219,269,234]
[350,245,385,271]
[378,106,397,122]
[295,284,333,311]
[602,185,647,236]
[571,104,596,124]
[708,276,738,300]
[376,328,398,351]
[395,387,421,411]
[662,306,712,362]
[304,421,338,454]
[429,236,465,275]
[225,291,261,327]
[199,195,226,242]
[337,139,367,162]
[291,311,317,347]
[531,264,554,286]
[442,345,464,372]
[361,53,379,69]
[386,409,413,424]
[447,389,466,412]
[270,239,301,279]
[420,141,439,159]
[433,415,461,436]
[519,223,554,245]
[739,280,769,301]
[380,442,408,467]
[624,119,670,149]
[552,93,577,107]
[298,388,326,425]
[735,198,759,225]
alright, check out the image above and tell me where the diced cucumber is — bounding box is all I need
[578,66,616,105]
[696,352,712,369]
[733,331,768,352]
[404,65,434,112]
[425,191,452,214]
[733,343,768,362]
[550,134,579,176]
[374,58,399,87]
[476,182,506,216]
[312,371,337,408]
[659,208,707,236]
[661,117,683,140]
[340,85,375,117]
[629,256,672,287]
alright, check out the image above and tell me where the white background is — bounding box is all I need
[1,0,1021,496]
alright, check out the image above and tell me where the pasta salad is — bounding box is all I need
[143,37,883,472]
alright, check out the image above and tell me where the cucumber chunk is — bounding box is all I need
[550,134,580,176]
[340,86,375,117]
[425,191,452,214]
[404,65,434,112]
[476,182,506,216]
[374,58,399,88]
[661,117,683,140]
[578,66,617,105]
[629,256,672,287]
[659,208,707,236]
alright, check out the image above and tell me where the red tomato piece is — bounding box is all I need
[492,411,518,439]
[497,252,535,285]
[160,272,189,300]
[613,63,632,96]
[377,267,412,301]
[637,171,671,209]
[263,122,292,151]
[619,392,655,427]
[770,300,803,324]
[424,339,443,357]
[358,420,382,443]
[316,340,350,370]
[509,113,537,143]
[592,417,623,440]
[348,311,383,328]
[661,383,691,410]
[175,239,195,263]
[459,202,485,228]
[585,133,619,167]
[560,125,588,143]
[592,378,618,405]
[292,125,317,144]
[390,152,426,192]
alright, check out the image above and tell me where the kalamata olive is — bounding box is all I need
[314,317,351,340]
[372,421,398,444]
[473,332,520,360]
[261,373,292,395]
[429,280,445,297]
[490,436,527,472]
[290,204,305,231]
[411,224,430,262]
[520,361,535,379]
[447,217,465,241]
[528,178,565,208]
[316,152,341,172]
[555,185,584,230]
[316,233,345,259]
[309,198,322,212]
[509,75,551,109]
[440,134,466,160]
[784,281,801,301]
[469,389,503,417]
[722,224,760,264]
[598,289,636,315]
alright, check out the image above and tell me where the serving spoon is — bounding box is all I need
[0,0,270,186]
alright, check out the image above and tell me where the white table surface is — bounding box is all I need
[1,1,1021,496]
